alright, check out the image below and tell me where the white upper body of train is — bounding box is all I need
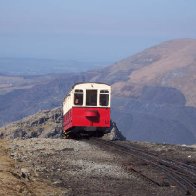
[63,82,111,115]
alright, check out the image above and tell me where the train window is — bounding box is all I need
[74,89,83,105]
[100,90,109,106]
[86,90,97,106]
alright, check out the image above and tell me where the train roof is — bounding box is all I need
[72,82,110,89]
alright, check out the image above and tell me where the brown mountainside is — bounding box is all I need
[92,39,196,106]
[89,39,196,144]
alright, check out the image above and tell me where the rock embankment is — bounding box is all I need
[0,107,125,141]
[0,107,62,139]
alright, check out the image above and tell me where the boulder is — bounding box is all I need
[102,121,126,141]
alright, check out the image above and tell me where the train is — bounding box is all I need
[62,82,111,138]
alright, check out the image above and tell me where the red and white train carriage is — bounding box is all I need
[62,82,111,138]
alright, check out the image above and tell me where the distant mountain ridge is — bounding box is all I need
[0,57,109,75]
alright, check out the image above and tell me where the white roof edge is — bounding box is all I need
[72,82,110,89]
[63,82,111,100]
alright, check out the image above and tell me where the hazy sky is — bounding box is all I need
[0,0,196,62]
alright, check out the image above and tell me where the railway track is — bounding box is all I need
[90,139,196,195]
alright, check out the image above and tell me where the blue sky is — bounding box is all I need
[0,0,196,63]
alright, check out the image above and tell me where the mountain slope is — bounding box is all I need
[91,39,196,144]
[0,39,196,144]
[92,39,196,106]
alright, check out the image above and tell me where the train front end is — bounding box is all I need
[63,83,111,138]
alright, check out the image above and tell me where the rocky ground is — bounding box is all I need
[0,138,195,196]
[0,139,67,196]
[0,108,195,195]
[0,108,63,139]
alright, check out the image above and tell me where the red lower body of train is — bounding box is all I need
[63,107,110,138]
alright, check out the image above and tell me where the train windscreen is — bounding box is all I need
[86,90,97,106]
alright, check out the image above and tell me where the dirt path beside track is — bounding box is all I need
[0,140,68,196]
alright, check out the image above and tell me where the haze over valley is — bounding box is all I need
[0,58,108,75]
